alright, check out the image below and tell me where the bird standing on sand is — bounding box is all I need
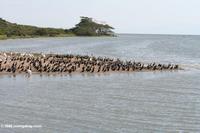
[26,69,32,76]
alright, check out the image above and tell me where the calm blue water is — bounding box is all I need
[0,34,200,133]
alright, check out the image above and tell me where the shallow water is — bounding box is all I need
[0,34,200,132]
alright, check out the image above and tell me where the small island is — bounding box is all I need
[0,16,115,40]
[0,52,179,75]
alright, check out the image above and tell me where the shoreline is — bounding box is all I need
[0,52,180,75]
[0,35,116,41]
[0,34,76,40]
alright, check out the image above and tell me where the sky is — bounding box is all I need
[0,0,200,35]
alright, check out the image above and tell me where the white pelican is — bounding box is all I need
[26,69,32,76]
[3,53,7,57]
[41,53,46,58]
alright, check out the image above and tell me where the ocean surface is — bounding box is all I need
[0,34,200,133]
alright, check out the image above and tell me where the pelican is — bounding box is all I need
[41,53,46,58]
[3,53,7,57]
[26,69,32,76]
[90,57,93,61]
[21,53,25,56]
[28,54,33,57]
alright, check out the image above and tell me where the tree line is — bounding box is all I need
[0,17,114,39]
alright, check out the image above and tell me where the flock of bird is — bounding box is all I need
[0,52,179,75]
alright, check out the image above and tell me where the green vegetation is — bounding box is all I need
[0,17,115,40]
[70,17,114,36]
[0,35,7,40]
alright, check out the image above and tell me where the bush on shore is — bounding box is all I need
[0,35,7,40]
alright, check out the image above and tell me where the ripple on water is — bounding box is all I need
[0,34,200,132]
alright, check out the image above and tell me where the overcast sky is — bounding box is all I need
[0,0,200,35]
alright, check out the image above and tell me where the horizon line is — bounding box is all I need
[117,33,200,36]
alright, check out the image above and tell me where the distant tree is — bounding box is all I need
[0,30,5,35]
[6,25,25,37]
[0,18,8,35]
[71,16,114,36]
[35,28,48,36]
